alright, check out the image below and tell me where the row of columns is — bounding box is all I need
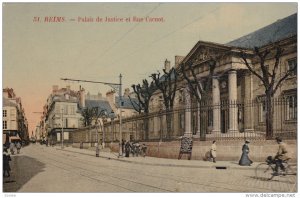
[184,70,239,136]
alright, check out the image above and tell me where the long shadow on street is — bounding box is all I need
[3,155,45,192]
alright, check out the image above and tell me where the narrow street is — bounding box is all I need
[3,144,296,192]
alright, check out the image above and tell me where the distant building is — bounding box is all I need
[2,88,28,143]
[45,85,82,145]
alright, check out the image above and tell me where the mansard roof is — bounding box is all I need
[226,13,297,48]
[3,98,18,107]
[179,13,297,69]
[85,99,115,118]
[115,96,140,110]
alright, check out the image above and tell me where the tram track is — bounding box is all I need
[27,145,276,192]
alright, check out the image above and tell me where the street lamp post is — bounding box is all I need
[95,120,100,157]
[93,108,108,157]
[61,108,64,149]
[111,117,115,141]
[160,110,163,142]
[102,120,105,148]
[119,74,123,157]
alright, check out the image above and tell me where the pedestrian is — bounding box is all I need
[135,142,140,157]
[125,141,131,158]
[238,140,253,166]
[210,140,217,163]
[3,148,11,177]
[121,139,125,155]
[141,144,147,157]
[9,142,15,155]
[273,137,290,175]
[4,141,10,150]
[16,141,22,154]
[130,141,136,157]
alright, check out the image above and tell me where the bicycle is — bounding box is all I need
[255,156,297,181]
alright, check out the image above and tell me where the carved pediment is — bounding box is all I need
[186,44,230,66]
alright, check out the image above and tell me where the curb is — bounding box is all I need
[56,147,257,170]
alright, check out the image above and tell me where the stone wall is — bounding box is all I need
[107,139,297,162]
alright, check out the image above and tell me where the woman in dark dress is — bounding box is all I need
[3,148,11,177]
[239,140,253,166]
[125,141,131,157]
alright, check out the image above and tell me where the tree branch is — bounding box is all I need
[240,51,266,85]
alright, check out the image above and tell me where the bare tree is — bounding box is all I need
[240,44,296,139]
[129,79,156,114]
[80,107,94,127]
[150,67,178,139]
[180,57,217,104]
[129,79,156,140]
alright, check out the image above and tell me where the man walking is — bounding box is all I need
[210,140,217,163]
[9,142,15,155]
[16,141,22,154]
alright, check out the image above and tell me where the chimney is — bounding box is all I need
[175,55,185,68]
[164,59,171,73]
[79,88,85,108]
[97,92,102,100]
[124,88,130,97]
[52,85,59,93]
[106,90,116,106]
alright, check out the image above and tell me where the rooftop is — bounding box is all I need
[85,99,115,118]
[226,13,297,48]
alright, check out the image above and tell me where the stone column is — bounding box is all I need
[244,72,254,132]
[228,70,238,133]
[212,76,221,133]
[195,102,201,137]
[184,86,192,137]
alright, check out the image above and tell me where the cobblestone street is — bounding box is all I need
[3,144,297,192]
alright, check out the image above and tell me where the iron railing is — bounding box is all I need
[103,97,296,142]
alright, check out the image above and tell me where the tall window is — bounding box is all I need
[3,121,7,129]
[70,106,75,115]
[10,109,16,118]
[55,104,60,114]
[285,94,297,121]
[3,110,7,117]
[257,96,266,123]
[179,113,185,129]
[64,105,68,115]
[287,58,297,76]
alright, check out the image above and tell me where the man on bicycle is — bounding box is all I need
[273,137,290,175]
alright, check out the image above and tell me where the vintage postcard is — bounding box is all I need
[2,2,298,197]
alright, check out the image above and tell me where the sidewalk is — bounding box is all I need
[55,146,259,170]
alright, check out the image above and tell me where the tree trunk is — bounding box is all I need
[165,109,172,140]
[265,95,274,139]
[143,117,149,140]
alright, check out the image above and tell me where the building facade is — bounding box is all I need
[3,88,29,143]
[103,13,297,142]
[44,85,82,145]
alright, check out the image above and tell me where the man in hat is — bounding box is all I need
[273,137,290,175]
[238,140,253,166]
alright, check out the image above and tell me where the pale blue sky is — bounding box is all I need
[2,2,297,133]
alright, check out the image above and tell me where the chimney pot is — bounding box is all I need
[164,59,171,73]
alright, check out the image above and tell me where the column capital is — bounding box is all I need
[212,75,219,79]
[228,69,237,74]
